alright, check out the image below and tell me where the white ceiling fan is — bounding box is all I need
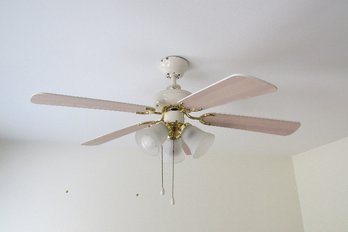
[31,56,300,204]
[31,56,300,149]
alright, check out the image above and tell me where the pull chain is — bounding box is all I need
[160,145,165,195]
[171,140,175,205]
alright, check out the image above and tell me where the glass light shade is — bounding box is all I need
[135,123,168,156]
[182,125,215,158]
[163,139,185,163]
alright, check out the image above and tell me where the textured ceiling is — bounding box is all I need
[1,0,348,156]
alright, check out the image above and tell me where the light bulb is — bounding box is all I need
[182,125,214,158]
[135,123,168,156]
[162,139,185,163]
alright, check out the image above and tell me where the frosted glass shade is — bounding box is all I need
[135,123,168,156]
[163,139,185,163]
[182,125,215,158]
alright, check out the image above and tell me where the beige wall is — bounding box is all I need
[0,141,303,232]
[293,137,348,232]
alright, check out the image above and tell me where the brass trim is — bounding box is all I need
[161,104,217,126]
[136,107,161,115]
[137,121,160,127]
[165,122,190,140]
[135,103,217,139]
[198,113,216,125]
[176,102,203,113]
[183,111,200,120]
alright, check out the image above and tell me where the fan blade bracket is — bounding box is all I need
[185,105,203,113]
[198,113,216,125]
[182,110,216,125]
[136,107,160,115]
[137,120,160,127]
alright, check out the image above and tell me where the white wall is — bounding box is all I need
[0,141,303,232]
[293,137,348,232]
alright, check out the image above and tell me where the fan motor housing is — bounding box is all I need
[155,88,191,123]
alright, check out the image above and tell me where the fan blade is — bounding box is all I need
[202,113,300,136]
[178,74,277,111]
[31,93,155,114]
[181,140,192,155]
[82,123,154,145]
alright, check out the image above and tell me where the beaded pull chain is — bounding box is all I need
[171,140,175,205]
[160,145,165,196]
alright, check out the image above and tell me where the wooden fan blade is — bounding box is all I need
[31,93,155,114]
[181,140,192,155]
[178,74,277,111]
[202,113,300,136]
[82,123,153,145]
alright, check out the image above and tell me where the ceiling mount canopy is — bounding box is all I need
[31,55,301,205]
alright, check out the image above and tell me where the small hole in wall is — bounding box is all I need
[135,193,139,197]
[65,190,69,194]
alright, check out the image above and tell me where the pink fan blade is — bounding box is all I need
[31,93,155,113]
[178,75,277,111]
[202,113,300,136]
[82,123,153,145]
[181,140,192,155]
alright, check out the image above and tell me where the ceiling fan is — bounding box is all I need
[31,55,300,148]
[31,56,300,204]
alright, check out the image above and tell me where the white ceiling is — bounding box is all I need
[1,0,348,156]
